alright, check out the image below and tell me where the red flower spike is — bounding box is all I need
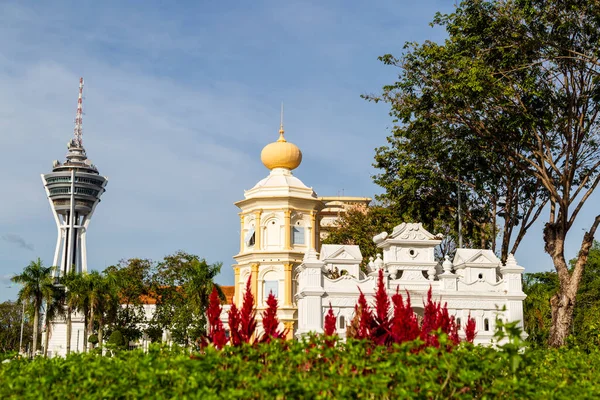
[324,303,337,337]
[206,286,227,349]
[465,313,477,343]
[228,303,242,347]
[355,288,374,340]
[239,274,257,344]
[390,288,419,344]
[259,292,286,343]
[371,269,392,345]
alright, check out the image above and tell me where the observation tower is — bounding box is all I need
[41,78,107,277]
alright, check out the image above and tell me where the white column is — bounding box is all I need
[66,170,76,274]
[296,249,325,336]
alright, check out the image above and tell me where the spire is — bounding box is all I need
[73,77,84,147]
[278,102,286,142]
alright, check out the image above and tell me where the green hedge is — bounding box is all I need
[1,338,600,399]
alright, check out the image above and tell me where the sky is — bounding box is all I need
[1,1,598,302]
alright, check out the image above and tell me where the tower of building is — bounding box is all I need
[233,109,324,337]
[41,78,108,277]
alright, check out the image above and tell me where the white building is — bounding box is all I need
[232,119,527,344]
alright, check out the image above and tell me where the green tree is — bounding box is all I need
[151,251,223,345]
[11,259,54,355]
[103,258,154,344]
[42,284,65,357]
[62,271,90,354]
[322,206,403,271]
[0,301,33,353]
[523,271,559,348]
[92,270,119,353]
[368,0,600,346]
[371,114,546,261]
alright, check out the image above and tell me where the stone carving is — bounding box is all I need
[400,270,429,281]
[442,255,454,274]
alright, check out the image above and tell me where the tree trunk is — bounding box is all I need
[43,305,50,357]
[32,305,39,356]
[66,307,72,355]
[83,313,88,353]
[98,319,104,356]
[87,303,94,352]
[546,216,599,347]
[548,286,577,347]
[44,325,50,357]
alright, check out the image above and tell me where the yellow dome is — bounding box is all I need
[260,129,302,170]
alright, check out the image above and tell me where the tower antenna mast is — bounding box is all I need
[73,77,84,147]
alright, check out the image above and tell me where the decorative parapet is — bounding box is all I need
[373,223,441,282]
[438,255,457,291]
[500,253,525,293]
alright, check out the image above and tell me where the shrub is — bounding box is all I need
[108,331,125,348]
[88,334,99,346]
[3,338,600,398]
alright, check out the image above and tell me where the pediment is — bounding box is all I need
[389,222,436,241]
[319,244,362,261]
[454,249,500,266]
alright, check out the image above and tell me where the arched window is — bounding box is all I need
[339,315,345,329]
[484,318,490,331]
[245,227,255,247]
[263,271,279,302]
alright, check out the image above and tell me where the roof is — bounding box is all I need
[139,293,158,305]
[243,168,318,200]
[221,286,235,305]
[136,285,236,306]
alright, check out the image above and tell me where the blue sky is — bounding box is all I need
[1,1,598,301]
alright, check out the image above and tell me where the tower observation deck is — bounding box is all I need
[41,78,107,277]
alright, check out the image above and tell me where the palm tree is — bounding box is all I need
[11,258,55,356]
[62,271,89,354]
[42,285,65,357]
[89,271,118,353]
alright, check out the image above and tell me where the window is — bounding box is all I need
[484,318,490,331]
[339,315,345,329]
[49,187,70,195]
[457,318,462,329]
[264,280,278,299]
[292,226,305,245]
[245,227,255,247]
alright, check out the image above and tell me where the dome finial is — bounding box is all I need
[260,105,302,170]
[278,102,286,142]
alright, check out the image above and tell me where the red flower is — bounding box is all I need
[324,303,337,337]
[228,302,242,347]
[227,274,257,345]
[390,288,419,344]
[206,286,227,349]
[371,270,392,345]
[465,313,477,343]
[259,292,286,343]
[351,289,374,340]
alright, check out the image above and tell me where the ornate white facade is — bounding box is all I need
[235,119,527,345]
[295,223,526,345]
